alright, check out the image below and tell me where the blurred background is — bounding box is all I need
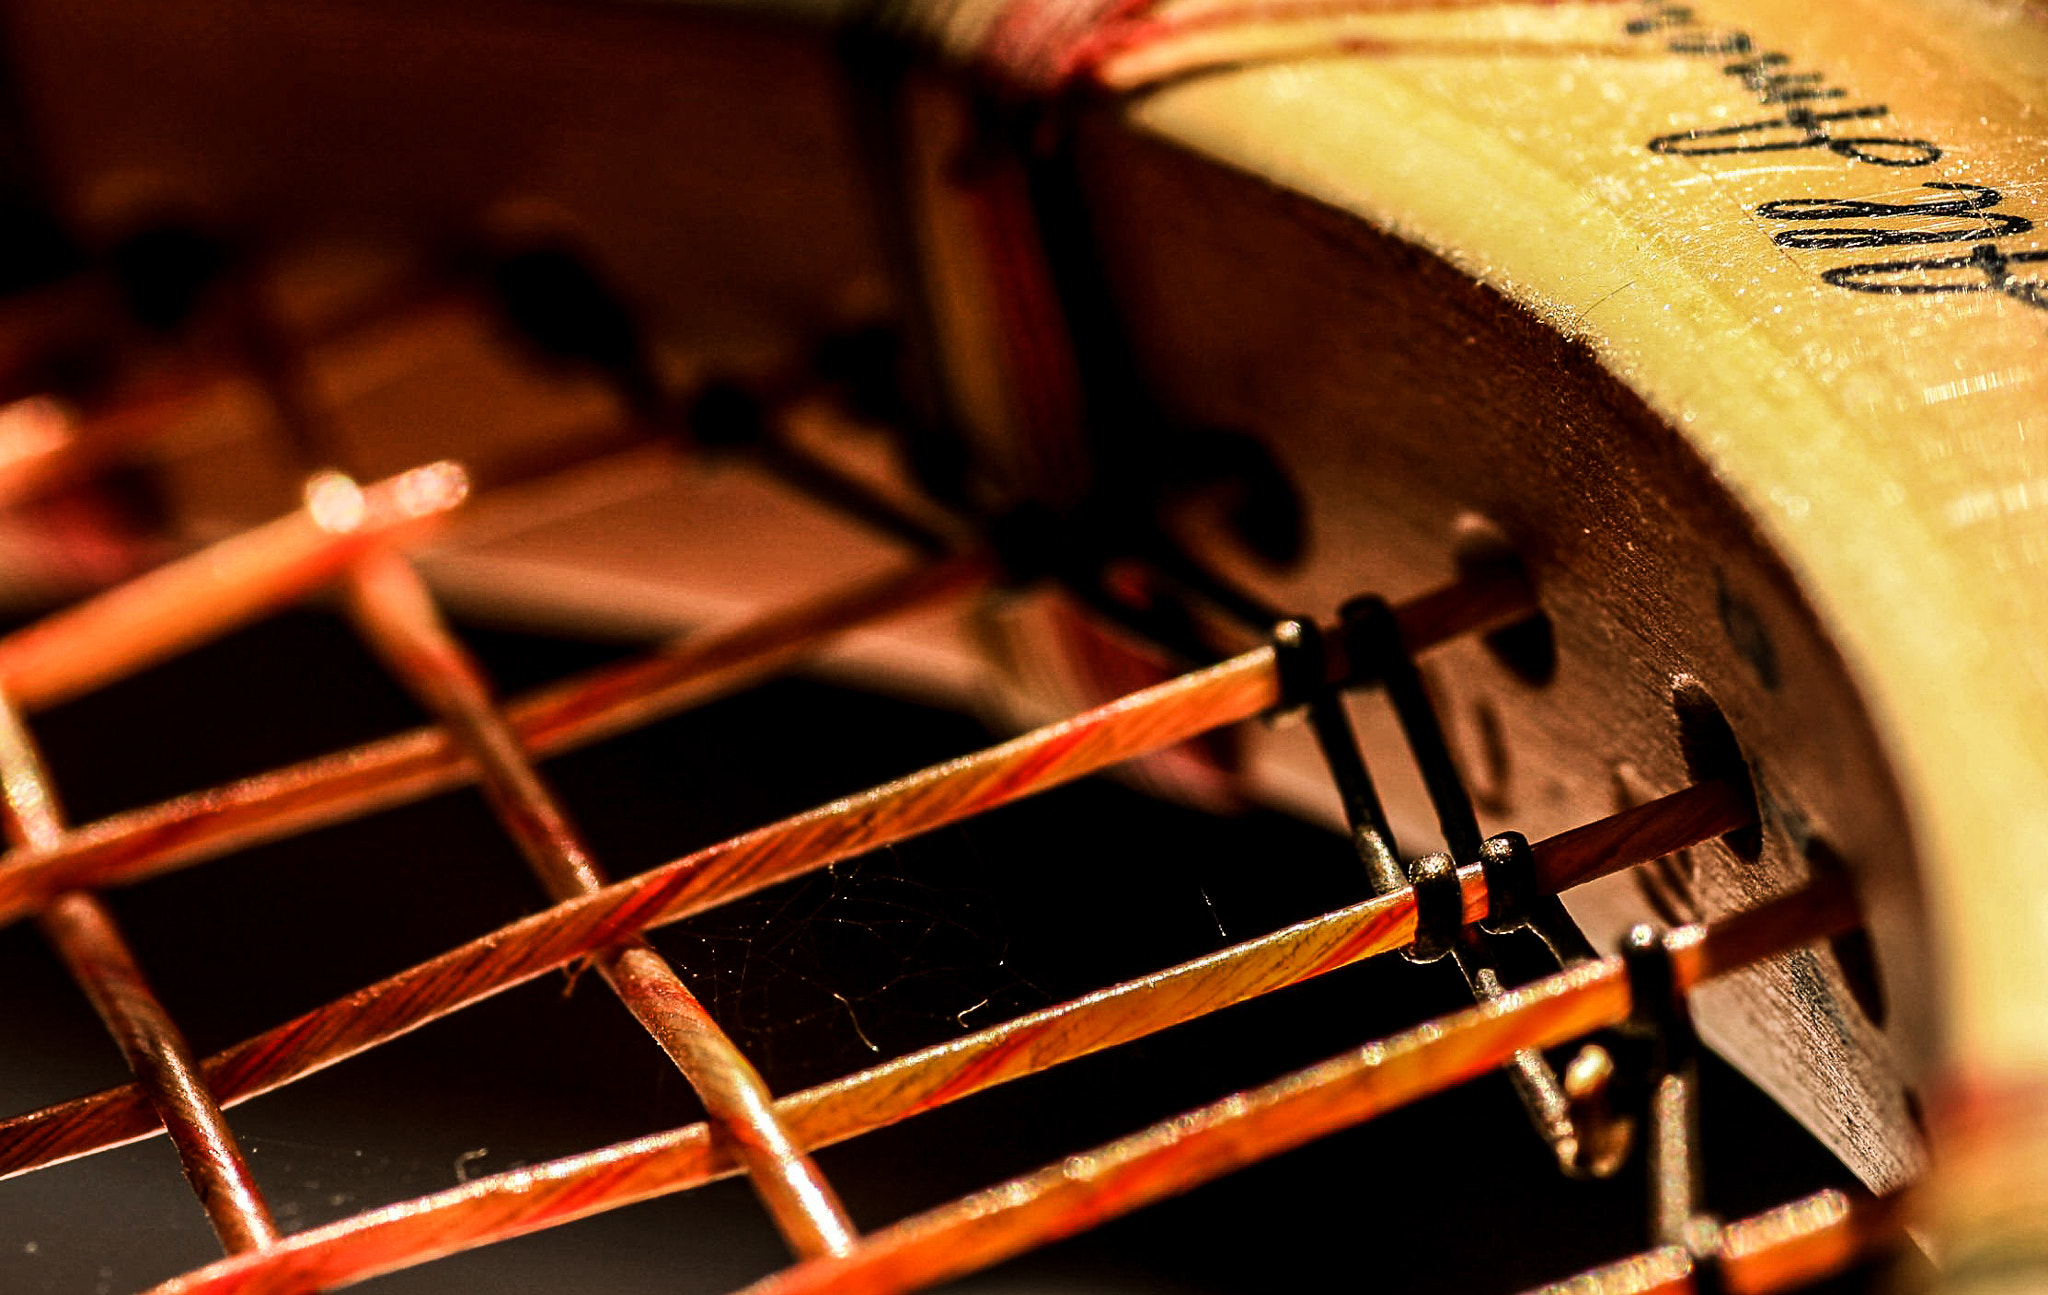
[0,604,1864,1294]
[0,1,1886,1291]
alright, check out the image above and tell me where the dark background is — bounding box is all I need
[0,608,1878,1294]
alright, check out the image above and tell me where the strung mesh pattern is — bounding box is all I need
[0,471,1879,1295]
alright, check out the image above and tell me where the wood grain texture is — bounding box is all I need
[0,0,2039,1286]
[841,2,2048,1270]
[886,0,2048,1196]
[1072,0,2048,1099]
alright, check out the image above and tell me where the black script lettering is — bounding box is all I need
[1626,4,1695,35]
[1719,54,1844,104]
[1650,105,1941,166]
[1824,243,2048,312]
[1758,182,2005,222]
[1669,28,1753,55]
[1723,52,1787,75]
[1773,218,2031,250]
[1755,75,1844,105]
[1758,183,2033,250]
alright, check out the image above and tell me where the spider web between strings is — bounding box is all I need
[0,603,1350,1289]
[0,606,1871,1295]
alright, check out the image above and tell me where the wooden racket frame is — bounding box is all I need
[0,459,1871,1293]
[0,0,2041,1289]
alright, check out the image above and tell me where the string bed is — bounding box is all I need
[0,454,1894,1294]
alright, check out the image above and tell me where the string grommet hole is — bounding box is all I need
[1670,678,1762,864]
[1452,516,1555,687]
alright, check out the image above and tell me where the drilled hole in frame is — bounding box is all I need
[1452,514,1555,686]
[1670,676,1762,863]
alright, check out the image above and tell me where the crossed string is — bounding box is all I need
[0,466,1880,1295]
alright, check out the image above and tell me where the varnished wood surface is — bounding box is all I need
[1104,0,2048,1077]
[0,0,2039,1288]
